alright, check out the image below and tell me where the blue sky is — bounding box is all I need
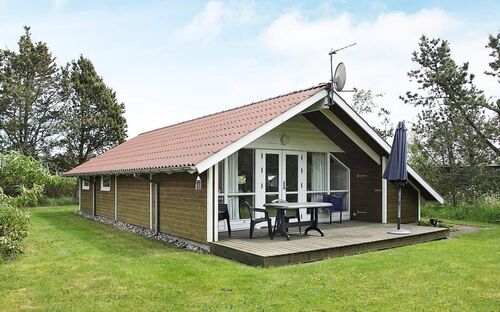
[1,1,499,138]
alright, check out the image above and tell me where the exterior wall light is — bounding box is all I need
[195,175,202,190]
[280,134,289,145]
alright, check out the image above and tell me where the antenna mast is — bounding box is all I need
[329,43,357,88]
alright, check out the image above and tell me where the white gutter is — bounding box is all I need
[64,166,198,177]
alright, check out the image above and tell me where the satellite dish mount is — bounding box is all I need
[328,43,356,105]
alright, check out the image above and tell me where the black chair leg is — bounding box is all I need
[249,221,255,239]
[340,210,342,223]
[267,219,272,237]
[226,217,231,237]
[330,211,333,224]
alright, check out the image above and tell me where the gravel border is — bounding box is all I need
[76,211,209,253]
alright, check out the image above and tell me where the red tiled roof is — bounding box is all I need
[65,83,330,176]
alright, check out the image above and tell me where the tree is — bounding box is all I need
[0,26,62,158]
[351,89,394,140]
[485,33,500,82]
[58,56,127,171]
[403,35,498,204]
[485,33,500,136]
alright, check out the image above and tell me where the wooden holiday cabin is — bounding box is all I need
[65,83,443,246]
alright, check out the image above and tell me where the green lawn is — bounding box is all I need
[1,206,499,311]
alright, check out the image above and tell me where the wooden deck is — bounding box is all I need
[209,221,449,267]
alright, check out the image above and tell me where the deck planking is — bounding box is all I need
[209,221,449,266]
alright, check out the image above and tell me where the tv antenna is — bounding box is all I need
[328,43,356,105]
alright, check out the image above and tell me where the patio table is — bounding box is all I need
[264,202,333,240]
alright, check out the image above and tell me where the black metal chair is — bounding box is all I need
[322,194,343,224]
[271,199,301,234]
[218,203,231,237]
[243,201,272,239]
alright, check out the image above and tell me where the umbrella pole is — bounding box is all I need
[397,184,401,230]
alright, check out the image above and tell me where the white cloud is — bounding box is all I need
[51,0,71,12]
[178,0,254,42]
[258,8,497,131]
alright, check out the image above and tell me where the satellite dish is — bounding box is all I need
[333,62,346,91]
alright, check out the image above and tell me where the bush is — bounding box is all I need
[423,196,500,224]
[9,184,44,207]
[43,175,77,198]
[0,151,51,197]
[0,151,77,206]
[0,199,30,259]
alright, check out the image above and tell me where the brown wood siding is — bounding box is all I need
[157,172,207,243]
[95,176,115,219]
[116,175,150,228]
[80,180,92,214]
[387,183,418,223]
[331,105,439,201]
[305,111,382,222]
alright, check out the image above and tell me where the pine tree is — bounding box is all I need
[59,56,127,171]
[403,35,498,204]
[0,26,62,157]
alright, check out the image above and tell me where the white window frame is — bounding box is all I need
[100,175,111,191]
[328,154,350,214]
[82,179,90,190]
[329,154,350,194]
[304,152,350,222]
[305,152,330,198]
[218,149,256,229]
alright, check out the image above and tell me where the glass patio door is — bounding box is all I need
[263,151,281,211]
[257,150,306,216]
[282,151,306,203]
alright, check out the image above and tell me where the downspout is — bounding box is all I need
[92,176,96,216]
[133,174,160,235]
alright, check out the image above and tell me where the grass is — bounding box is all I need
[36,196,78,207]
[1,206,499,311]
[423,199,500,224]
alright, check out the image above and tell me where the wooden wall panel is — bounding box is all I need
[116,175,150,228]
[157,172,207,243]
[305,111,382,223]
[246,115,343,153]
[80,180,92,214]
[95,176,115,219]
[387,183,418,223]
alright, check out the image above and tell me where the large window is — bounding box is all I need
[307,152,328,201]
[306,153,350,211]
[329,155,350,211]
[218,149,255,220]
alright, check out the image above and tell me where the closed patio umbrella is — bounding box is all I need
[383,121,410,235]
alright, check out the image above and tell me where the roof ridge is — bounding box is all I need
[138,82,330,136]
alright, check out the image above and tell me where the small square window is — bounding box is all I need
[101,176,111,191]
[82,180,90,190]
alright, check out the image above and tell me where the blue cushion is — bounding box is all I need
[322,195,343,212]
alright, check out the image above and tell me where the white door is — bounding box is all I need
[282,151,306,203]
[255,150,306,215]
